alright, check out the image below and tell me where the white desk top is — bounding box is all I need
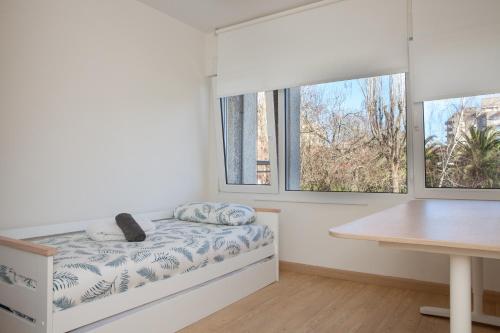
[330,199,500,252]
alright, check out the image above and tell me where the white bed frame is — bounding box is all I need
[0,208,280,333]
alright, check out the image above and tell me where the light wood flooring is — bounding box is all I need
[180,270,500,333]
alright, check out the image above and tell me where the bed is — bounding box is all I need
[0,208,279,333]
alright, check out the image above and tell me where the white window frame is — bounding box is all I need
[274,72,414,206]
[213,75,414,204]
[214,74,500,202]
[214,82,279,194]
[413,102,500,200]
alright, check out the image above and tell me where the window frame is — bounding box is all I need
[214,85,279,194]
[413,102,500,200]
[274,87,413,205]
[278,71,414,195]
[213,75,499,202]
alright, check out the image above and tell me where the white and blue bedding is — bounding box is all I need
[31,219,273,312]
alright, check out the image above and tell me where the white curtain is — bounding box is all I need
[216,0,408,97]
[410,0,500,102]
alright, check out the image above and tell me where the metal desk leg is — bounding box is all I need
[449,255,471,333]
[420,257,500,331]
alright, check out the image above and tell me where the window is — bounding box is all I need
[285,73,407,193]
[424,93,500,189]
[218,91,278,192]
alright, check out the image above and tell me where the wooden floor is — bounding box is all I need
[180,270,500,333]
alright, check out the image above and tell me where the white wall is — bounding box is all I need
[0,0,209,229]
[206,0,500,290]
[211,191,500,291]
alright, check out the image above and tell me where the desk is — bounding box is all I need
[329,199,500,333]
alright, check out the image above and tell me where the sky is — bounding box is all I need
[300,74,401,112]
[306,79,365,111]
[298,75,499,144]
[298,73,405,134]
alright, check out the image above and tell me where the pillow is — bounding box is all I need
[86,215,155,242]
[174,202,256,226]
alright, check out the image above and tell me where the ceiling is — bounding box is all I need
[137,0,323,32]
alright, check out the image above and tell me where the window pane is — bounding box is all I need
[424,94,500,189]
[285,73,407,193]
[220,92,271,185]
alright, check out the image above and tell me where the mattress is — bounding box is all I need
[31,219,273,311]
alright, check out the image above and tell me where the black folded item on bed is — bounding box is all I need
[115,213,146,242]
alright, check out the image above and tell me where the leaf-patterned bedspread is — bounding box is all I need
[32,219,273,311]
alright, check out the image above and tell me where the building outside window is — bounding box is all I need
[220,92,271,185]
[424,93,500,189]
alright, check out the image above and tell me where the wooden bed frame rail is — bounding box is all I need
[0,236,57,256]
[0,208,280,333]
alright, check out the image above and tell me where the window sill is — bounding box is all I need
[219,190,412,206]
[415,187,500,201]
